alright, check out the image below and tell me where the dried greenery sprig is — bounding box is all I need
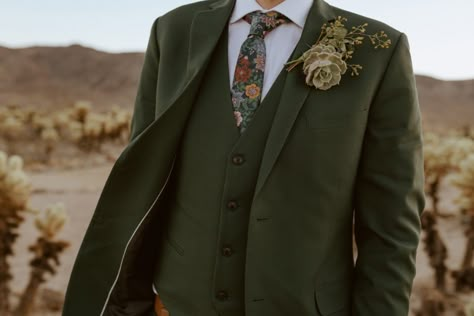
[284,16,391,90]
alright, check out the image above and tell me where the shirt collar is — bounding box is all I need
[229,0,313,29]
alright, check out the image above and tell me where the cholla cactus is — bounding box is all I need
[40,127,60,162]
[461,124,474,140]
[466,299,474,316]
[422,133,474,295]
[415,287,469,316]
[104,106,132,143]
[34,202,67,239]
[63,102,131,151]
[448,138,474,168]
[71,100,92,123]
[423,132,453,216]
[71,112,105,151]
[449,153,474,291]
[0,116,24,154]
[415,289,445,316]
[424,133,449,176]
[14,202,69,316]
[421,211,448,291]
[450,153,474,213]
[1,103,132,164]
[423,132,474,216]
[0,117,22,136]
[0,150,69,315]
[0,151,32,313]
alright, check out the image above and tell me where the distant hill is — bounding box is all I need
[0,44,472,130]
[0,44,143,110]
[414,75,473,130]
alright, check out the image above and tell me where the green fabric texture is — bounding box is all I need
[62,0,425,315]
[151,21,287,316]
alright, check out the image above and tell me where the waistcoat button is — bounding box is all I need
[222,245,233,256]
[216,290,229,301]
[227,200,239,210]
[232,154,245,165]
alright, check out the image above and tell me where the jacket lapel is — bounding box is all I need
[152,0,236,124]
[127,0,235,156]
[253,0,336,199]
[187,0,236,87]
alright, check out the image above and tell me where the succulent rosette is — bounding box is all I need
[301,44,347,90]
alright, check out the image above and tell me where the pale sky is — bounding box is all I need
[1,0,473,80]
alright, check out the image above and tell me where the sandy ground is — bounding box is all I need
[8,162,473,315]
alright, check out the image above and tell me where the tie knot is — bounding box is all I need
[243,10,291,38]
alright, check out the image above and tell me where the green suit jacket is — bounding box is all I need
[62,0,426,315]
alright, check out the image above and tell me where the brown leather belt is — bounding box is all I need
[154,294,170,316]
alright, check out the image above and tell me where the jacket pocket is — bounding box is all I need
[314,277,352,316]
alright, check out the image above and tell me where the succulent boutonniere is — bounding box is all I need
[285,16,392,90]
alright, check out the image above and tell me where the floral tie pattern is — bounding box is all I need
[231,10,291,133]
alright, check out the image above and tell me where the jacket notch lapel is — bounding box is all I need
[135,0,236,144]
[187,0,236,81]
[253,0,336,199]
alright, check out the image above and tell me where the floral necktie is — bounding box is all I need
[231,10,291,133]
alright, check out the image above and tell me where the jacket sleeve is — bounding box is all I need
[128,17,161,143]
[352,32,426,316]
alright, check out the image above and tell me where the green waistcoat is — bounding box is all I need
[152,24,288,316]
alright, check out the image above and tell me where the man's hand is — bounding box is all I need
[154,294,170,316]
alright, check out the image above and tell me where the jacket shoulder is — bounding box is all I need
[327,2,408,76]
[150,0,216,45]
[156,0,213,29]
[328,3,403,43]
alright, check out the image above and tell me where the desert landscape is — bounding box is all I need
[0,44,473,315]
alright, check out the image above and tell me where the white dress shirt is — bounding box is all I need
[228,0,313,100]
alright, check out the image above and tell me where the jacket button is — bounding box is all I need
[227,200,239,210]
[222,245,233,257]
[216,290,229,301]
[232,154,245,165]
